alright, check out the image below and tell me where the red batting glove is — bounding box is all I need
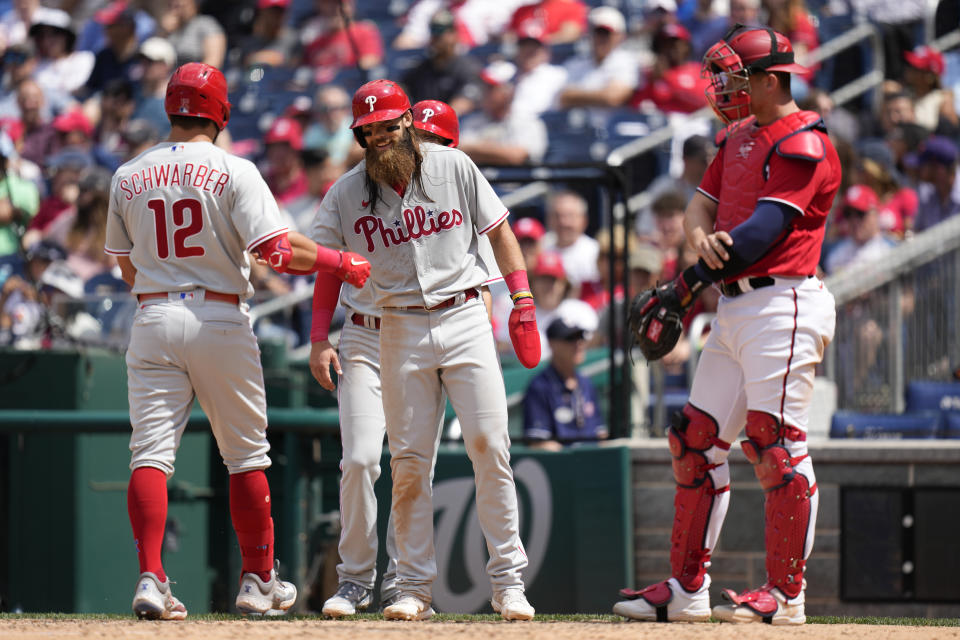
[334,251,370,288]
[508,297,541,369]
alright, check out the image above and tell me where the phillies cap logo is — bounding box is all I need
[421,108,435,122]
[365,95,377,112]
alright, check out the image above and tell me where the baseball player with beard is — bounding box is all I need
[614,26,839,625]
[309,80,539,621]
[315,99,504,618]
[104,62,370,620]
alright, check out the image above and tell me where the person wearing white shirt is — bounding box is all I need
[824,185,897,275]
[541,189,600,290]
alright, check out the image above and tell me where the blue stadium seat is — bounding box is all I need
[829,411,942,439]
[541,108,599,163]
[905,380,960,413]
[942,412,960,438]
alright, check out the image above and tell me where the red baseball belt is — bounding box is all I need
[351,313,381,330]
[137,289,240,305]
[387,288,480,312]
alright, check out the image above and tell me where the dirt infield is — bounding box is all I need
[2,619,960,640]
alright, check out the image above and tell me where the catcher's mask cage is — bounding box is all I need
[702,24,805,124]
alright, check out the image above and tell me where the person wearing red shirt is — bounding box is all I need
[630,23,709,114]
[507,0,588,45]
[264,117,307,206]
[614,25,840,625]
[301,0,384,84]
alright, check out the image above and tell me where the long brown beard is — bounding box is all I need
[366,130,417,187]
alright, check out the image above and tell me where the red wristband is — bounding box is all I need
[310,271,343,342]
[504,270,530,296]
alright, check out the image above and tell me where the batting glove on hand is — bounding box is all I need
[334,251,371,288]
[509,297,541,369]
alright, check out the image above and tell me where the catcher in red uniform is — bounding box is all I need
[619,25,840,624]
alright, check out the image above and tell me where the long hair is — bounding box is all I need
[363,125,430,214]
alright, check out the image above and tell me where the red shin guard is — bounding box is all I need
[128,467,169,582]
[742,411,815,598]
[229,470,274,581]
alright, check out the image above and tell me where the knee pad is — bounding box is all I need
[668,404,731,488]
[741,411,809,491]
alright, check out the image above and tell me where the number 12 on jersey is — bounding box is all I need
[148,198,205,259]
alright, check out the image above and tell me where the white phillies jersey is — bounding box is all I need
[312,142,508,309]
[105,141,287,299]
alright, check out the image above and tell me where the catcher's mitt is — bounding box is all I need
[628,286,685,362]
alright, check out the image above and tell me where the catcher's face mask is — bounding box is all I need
[702,39,752,124]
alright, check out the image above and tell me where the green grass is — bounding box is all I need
[2,612,959,625]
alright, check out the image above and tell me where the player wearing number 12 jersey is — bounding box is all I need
[105,62,370,620]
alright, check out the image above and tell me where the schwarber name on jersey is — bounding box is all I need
[105,142,288,299]
[311,142,507,309]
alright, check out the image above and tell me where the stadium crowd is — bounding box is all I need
[0,0,958,373]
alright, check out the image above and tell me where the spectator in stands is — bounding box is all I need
[523,315,607,451]
[509,23,568,119]
[303,84,358,165]
[630,23,709,115]
[637,135,711,237]
[231,0,299,69]
[684,0,729,59]
[400,9,483,116]
[797,88,859,144]
[51,108,95,159]
[159,0,226,69]
[513,216,545,272]
[855,140,917,238]
[283,148,341,232]
[75,1,156,56]
[521,250,598,360]
[264,116,307,206]
[762,0,818,90]
[131,37,176,139]
[458,60,548,165]
[0,240,60,346]
[506,0,589,45]
[0,44,38,119]
[885,121,929,180]
[557,6,639,123]
[0,118,43,192]
[29,8,94,97]
[861,0,926,81]
[0,0,57,49]
[580,226,629,311]
[392,0,525,51]
[542,189,600,293]
[119,118,159,162]
[93,79,137,170]
[16,78,56,166]
[864,89,919,142]
[729,0,762,27]
[43,166,114,281]
[914,136,960,232]
[824,185,897,274]
[21,148,89,250]
[902,46,959,137]
[283,96,314,133]
[301,0,383,84]
[648,190,687,279]
[0,131,40,259]
[80,4,140,98]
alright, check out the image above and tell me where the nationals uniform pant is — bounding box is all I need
[335,317,445,595]
[127,292,270,475]
[685,275,835,564]
[380,297,526,601]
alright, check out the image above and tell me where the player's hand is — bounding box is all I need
[309,339,341,391]
[508,297,541,369]
[334,251,370,288]
[694,231,733,270]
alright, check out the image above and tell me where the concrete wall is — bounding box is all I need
[628,439,960,618]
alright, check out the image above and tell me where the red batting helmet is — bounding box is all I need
[702,25,806,123]
[350,79,412,147]
[412,99,459,148]
[165,62,231,130]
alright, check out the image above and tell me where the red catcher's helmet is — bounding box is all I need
[412,99,459,148]
[350,79,411,147]
[702,24,806,123]
[165,62,231,130]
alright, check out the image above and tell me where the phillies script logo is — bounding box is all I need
[354,206,464,252]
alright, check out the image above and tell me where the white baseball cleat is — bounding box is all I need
[382,594,434,621]
[491,588,535,621]
[132,572,188,620]
[613,576,711,622]
[711,583,805,625]
[235,560,297,615]
[321,581,372,617]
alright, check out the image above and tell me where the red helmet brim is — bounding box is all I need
[765,62,808,74]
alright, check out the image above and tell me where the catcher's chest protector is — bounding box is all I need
[715,110,821,231]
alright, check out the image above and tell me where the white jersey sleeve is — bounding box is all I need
[230,161,290,251]
[454,152,509,235]
[105,175,133,256]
